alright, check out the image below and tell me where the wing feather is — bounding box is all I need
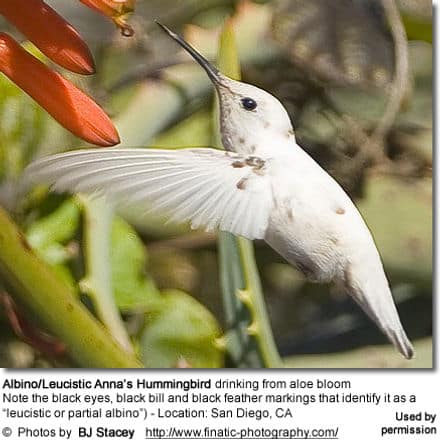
[24,148,274,240]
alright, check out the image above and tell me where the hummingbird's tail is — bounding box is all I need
[344,265,414,360]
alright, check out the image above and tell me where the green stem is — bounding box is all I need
[78,195,133,354]
[0,206,142,367]
[218,231,258,366]
[237,239,282,367]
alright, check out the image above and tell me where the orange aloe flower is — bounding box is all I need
[0,0,121,146]
[0,0,95,74]
[80,0,136,36]
[0,33,120,146]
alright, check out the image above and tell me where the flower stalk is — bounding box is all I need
[80,0,135,36]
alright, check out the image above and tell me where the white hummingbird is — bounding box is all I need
[24,23,414,359]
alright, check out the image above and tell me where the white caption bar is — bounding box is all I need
[0,371,437,440]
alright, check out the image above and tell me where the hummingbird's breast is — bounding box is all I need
[263,150,363,283]
[265,198,347,283]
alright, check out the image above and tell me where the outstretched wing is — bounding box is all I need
[24,148,274,240]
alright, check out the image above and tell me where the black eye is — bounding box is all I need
[241,97,257,111]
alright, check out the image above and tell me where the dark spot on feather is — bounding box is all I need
[232,161,245,168]
[236,178,247,190]
[245,156,265,168]
[287,208,294,221]
[239,137,245,144]
[335,207,345,215]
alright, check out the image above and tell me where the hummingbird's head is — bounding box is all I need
[157,22,294,153]
[213,77,294,152]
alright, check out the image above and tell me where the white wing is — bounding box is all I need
[24,148,275,240]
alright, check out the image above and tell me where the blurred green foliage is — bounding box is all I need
[140,290,222,368]
[111,217,160,310]
[0,52,45,179]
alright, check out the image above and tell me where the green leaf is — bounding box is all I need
[140,290,223,368]
[26,198,81,252]
[25,199,81,289]
[216,23,241,79]
[111,217,160,311]
[111,214,223,368]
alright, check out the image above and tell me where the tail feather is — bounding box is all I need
[344,263,414,359]
[348,283,414,359]
[386,326,414,360]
